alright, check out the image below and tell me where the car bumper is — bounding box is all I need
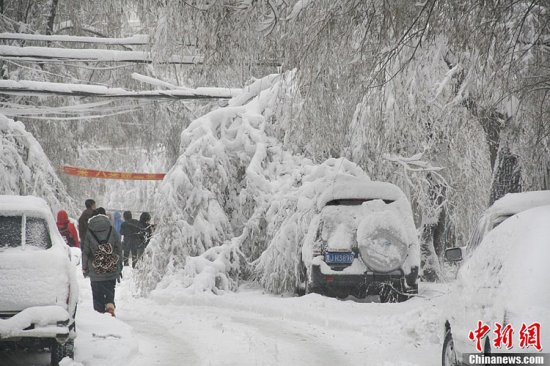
[0,306,73,342]
[310,264,418,292]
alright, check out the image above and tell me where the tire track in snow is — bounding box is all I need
[229,315,351,366]
[118,313,198,366]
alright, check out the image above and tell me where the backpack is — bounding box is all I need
[59,225,76,247]
[89,227,119,274]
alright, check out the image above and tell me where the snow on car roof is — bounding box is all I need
[487,190,550,217]
[459,205,550,312]
[317,174,406,210]
[0,195,52,217]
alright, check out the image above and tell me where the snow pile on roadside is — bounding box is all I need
[0,114,76,215]
[135,72,383,296]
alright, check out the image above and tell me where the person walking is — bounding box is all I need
[113,211,123,235]
[56,210,80,248]
[120,211,142,268]
[78,199,96,242]
[81,208,122,317]
[137,212,153,260]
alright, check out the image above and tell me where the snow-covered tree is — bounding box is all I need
[0,114,76,215]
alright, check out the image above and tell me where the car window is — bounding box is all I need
[25,217,52,249]
[0,215,51,250]
[490,214,513,230]
[0,215,23,249]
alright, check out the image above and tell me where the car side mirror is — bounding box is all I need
[445,247,463,262]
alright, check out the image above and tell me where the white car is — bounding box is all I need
[460,190,550,258]
[301,175,420,301]
[0,195,79,366]
[442,205,550,365]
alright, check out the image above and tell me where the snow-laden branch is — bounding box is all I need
[0,45,201,64]
[383,152,449,189]
[131,73,178,89]
[0,32,149,45]
[0,79,241,100]
[131,72,244,95]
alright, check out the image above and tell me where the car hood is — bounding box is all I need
[0,246,71,312]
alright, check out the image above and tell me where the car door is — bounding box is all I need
[448,247,507,357]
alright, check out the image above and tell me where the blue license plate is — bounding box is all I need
[324,251,354,264]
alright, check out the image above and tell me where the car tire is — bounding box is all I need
[442,329,460,366]
[50,339,74,366]
[305,275,324,296]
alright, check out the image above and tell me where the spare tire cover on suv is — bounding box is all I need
[356,212,408,272]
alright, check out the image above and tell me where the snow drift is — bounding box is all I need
[0,114,76,215]
[135,72,415,296]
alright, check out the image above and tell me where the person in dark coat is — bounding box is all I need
[138,212,153,248]
[120,211,142,268]
[81,209,122,316]
[57,210,80,248]
[78,199,96,241]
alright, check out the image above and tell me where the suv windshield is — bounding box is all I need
[0,215,51,250]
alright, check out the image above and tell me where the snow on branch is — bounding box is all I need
[0,32,149,45]
[384,151,447,187]
[134,71,374,296]
[0,79,241,100]
[131,72,244,95]
[0,45,201,64]
[0,114,77,215]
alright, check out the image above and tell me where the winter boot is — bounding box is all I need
[105,303,116,317]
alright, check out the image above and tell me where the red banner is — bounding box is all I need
[62,166,166,180]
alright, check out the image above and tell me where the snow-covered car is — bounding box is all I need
[0,195,79,366]
[447,190,550,262]
[441,205,550,366]
[301,175,420,302]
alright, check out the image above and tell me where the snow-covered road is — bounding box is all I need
[1,268,450,366]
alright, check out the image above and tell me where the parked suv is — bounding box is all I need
[301,175,419,302]
[0,195,78,366]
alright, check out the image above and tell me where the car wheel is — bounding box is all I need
[50,339,74,366]
[442,329,460,366]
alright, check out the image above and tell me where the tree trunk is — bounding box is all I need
[45,0,59,35]
[489,143,522,205]
[420,221,441,282]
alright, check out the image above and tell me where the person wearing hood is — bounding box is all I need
[57,210,80,248]
[138,212,153,248]
[78,199,96,241]
[81,208,122,317]
[113,211,123,235]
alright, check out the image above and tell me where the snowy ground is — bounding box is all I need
[1,267,451,366]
